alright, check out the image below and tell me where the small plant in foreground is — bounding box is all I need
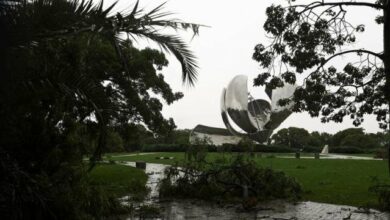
[370,177,390,211]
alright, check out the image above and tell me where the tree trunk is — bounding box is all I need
[384,1,390,175]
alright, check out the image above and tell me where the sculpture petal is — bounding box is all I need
[270,83,297,112]
[248,99,271,131]
[224,75,258,133]
[220,88,244,137]
[220,75,297,144]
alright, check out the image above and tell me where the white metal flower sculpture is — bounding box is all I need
[221,75,297,143]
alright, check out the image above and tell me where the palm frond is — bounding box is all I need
[128,0,140,17]
[130,31,198,85]
[112,2,203,86]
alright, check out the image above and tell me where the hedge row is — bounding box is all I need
[141,144,212,152]
[141,144,295,153]
[329,146,365,154]
[140,143,379,154]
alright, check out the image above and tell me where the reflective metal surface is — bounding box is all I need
[221,75,297,143]
[220,88,244,137]
[224,75,258,133]
[270,83,296,112]
[248,99,271,130]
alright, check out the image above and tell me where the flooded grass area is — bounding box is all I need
[108,152,390,208]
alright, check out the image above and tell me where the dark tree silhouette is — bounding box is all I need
[1,0,202,165]
[254,0,387,126]
[0,0,202,218]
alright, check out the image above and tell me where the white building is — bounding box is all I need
[189,124,242,146]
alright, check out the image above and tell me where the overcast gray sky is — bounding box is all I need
[105,0,384,134]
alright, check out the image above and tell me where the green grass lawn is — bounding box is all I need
[88,163,148,198]
[107,152,389,207]
[256,157,389,207]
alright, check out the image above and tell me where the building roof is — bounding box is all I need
[193,124,232,136]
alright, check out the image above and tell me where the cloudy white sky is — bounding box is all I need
[105,0,384,134]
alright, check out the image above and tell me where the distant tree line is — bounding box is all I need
[271,127,389,153]
[94,125,191,153]
[102,126,388,154]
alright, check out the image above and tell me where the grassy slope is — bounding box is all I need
[88,163,148,197]
[109,152,390,207]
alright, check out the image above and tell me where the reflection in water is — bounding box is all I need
[121,162,169,205]
[121,162,389,220]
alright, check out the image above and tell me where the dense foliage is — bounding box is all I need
[370,176,390,211]
[253,0,389,129]
[159,156,302,209]
[271,127,311,148]
[0,0,200,219]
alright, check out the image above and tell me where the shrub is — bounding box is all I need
[330,146,364,154]
[369,178,390,211]
[374,148,388,159]
[254,144,296,153]
[301,146,321,153]
[0,158,127,220]
[141,143,217,152]
[141,143,325,153]
[219,144,295,153]
[141,144,187,152]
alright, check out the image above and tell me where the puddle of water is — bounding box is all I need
[159,200,390,220]
[121,162,169,205]
[120,162,390,220]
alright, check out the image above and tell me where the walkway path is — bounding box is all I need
[109,152,155,158]
[279,154,382,160]
[162,200,388,220]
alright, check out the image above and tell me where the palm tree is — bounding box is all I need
[2,0,200,85]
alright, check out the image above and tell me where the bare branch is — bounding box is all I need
[317,49,384,71]
[294,1,385,12]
